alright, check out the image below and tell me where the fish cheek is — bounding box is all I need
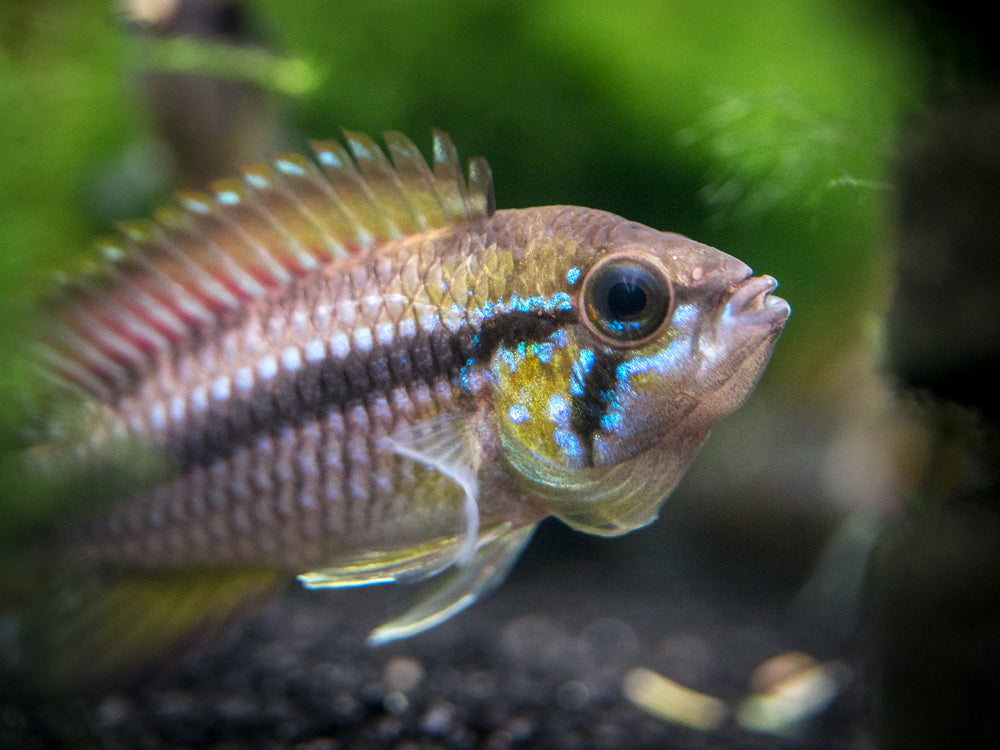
[489,334,590,486]
[588,341,704,468]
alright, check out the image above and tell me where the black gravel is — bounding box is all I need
[2,514,869,750]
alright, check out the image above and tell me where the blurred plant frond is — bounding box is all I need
[138,35,321,95]
[677,88,897,223]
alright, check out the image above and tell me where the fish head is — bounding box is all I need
[491,213,790,536]
[579,223,790,468]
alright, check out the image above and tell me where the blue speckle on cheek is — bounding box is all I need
[531,341,555,363]
[548,393,570,423]
[569,349,595,397]
[600,405,625,433]
[566,267,581,285]
[508,404,531,424]
[553,428,584,458]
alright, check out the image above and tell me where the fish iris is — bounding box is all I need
[582,253,672,346]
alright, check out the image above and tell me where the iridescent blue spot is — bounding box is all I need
[553,428,584,458]
[531,340,555,363]
[217,189,240,205]
[244,172,270,190]
[235,367,254,391]
[169,396,185,422]
[191,387,209,413]
[276,157,308,176]
[669,303,697,330]
[349,140,374,161]
[282,346,303,372]
[149,403,166,431]
[566,267,581,284]
[211,375,231,402]
[314,151,342,169]
[616,345,685,382]
[548,393,570,423]
[180,195,210,214]
[305,339,326,363]
[508,404,530,424]
[257,355,278,380]
[550,292,573,311]
[570,349,595,397]
[459,365,479,393]
[497,345,522,372]
[600,408,624,433]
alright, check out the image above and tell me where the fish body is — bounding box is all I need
[24,131,789,647]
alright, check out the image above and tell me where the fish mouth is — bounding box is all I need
[723,274,791,330]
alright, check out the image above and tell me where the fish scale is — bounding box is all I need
[22,130,789,657]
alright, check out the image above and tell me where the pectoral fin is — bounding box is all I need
[380,412,483,565]
[367,523,536,646]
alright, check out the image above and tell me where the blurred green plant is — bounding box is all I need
[143,35,319,95]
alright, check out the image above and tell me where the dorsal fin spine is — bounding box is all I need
[384,131,446,227]
[207,179,306,279]
[162,202,282,296]
[98,255,189,340]
[344,130,421,236]
[313,139,384,247]
[296,148,372,255]
[468,157,495,216]
[149,208,268,303]
[53,289,148,374]
[273,154,356,258]
[189,188,296,287]
[128,251,217,327]
[35,341,114,399]
[77,278,168,356]
[45,321,129,395]
[139,219,243,313]
[239,164,337,265]
[215,177,321,274]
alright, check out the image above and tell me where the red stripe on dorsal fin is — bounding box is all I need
[34,131,493,400]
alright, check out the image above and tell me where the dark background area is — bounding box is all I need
[2,1,998,747]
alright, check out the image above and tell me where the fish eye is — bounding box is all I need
[581,253,672,347]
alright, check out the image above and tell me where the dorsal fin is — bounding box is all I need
[34,130,494,400]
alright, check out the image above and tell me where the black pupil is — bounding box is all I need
[607,279,647,319]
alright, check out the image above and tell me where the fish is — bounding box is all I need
[11,130,788,681]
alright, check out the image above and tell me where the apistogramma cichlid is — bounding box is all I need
[11,130,788,682]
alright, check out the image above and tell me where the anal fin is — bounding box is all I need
[16,566,282,692]
[367,523,536,646]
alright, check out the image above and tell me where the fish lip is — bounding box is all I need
[722,274,791,329]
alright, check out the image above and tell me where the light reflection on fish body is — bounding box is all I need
[26,130,789,646]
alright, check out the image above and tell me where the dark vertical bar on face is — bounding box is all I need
[570,348,621,468]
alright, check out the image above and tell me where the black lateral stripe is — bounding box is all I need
[168,308,577,470]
